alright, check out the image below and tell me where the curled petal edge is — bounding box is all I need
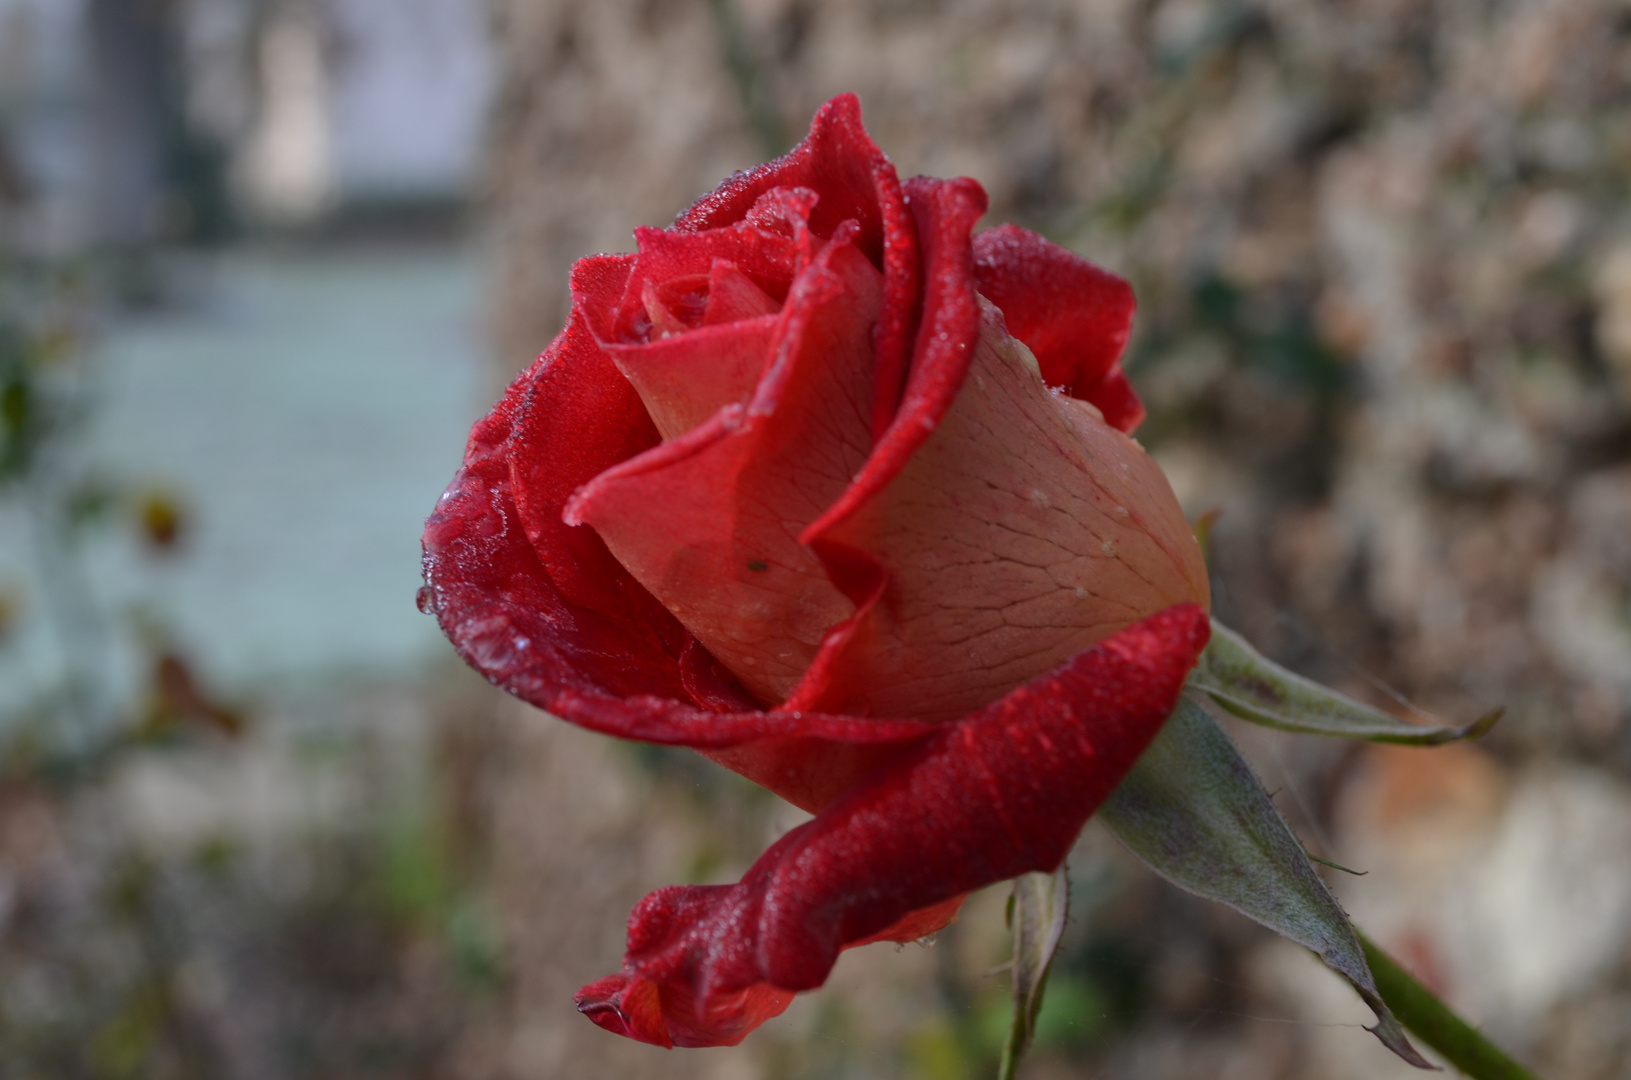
[576,604,1210,1048]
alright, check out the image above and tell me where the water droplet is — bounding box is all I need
[915,933,938,950]
[415,585,436,614]
[1029,489,1050,510]
[1114,505,1130,518]
[1101,539,1118,558]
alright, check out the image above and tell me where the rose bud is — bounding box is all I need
[422,95,1210,1048]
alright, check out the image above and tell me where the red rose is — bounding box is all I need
[422,95,1210,1048]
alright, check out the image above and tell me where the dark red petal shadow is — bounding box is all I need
[972,223,1143,431]
[575,604,1210,1048]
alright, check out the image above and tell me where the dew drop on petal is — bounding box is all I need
[416,585,436,614]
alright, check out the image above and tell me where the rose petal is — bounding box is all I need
[603,219,799,344]
[798,300,1210,722]
[576,604,1210,1048]
[672,94,919,442]
[972,223,1143,431]
[603,314,779,441]
[703,260,782,325]
[801,174,990,584]
[676,94,896,265]
[424,339,693,706]
[423,394,936,750]
[785,176,990,721]
[590,211,795,442]
[506,255,672,626]
[567,233,883,705]
[788,179,1207,722]
[424,301,939,818]
[423,293,939,758]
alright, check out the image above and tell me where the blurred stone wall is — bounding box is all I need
[478,1,1631,1077]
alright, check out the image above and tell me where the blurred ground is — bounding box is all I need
[0,244,484,710]
[6,0,1631,1078]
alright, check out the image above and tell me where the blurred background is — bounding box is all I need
[2,0,1630,1077]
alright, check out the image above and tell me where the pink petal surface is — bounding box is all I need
[575,604,1211,1048]
[787,176,1204,722]
[972,223,1144,431]
[798,299,1210,722]
[603,314,779,441]
[788,175,989,710]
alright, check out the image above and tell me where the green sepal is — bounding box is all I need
[1194,620,1500,744]
[997,865,1070,1080]
[1099,697,1434,1069]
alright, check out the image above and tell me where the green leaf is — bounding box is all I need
[1194,620,1500,744]
[1099,698,1434,1069]
[997,865,1070,1080]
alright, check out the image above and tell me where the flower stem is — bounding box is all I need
[1359,932,1544,1079]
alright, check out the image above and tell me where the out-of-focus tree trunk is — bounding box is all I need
[84,0,177,247]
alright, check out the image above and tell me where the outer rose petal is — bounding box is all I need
[508,255,675,630]
[576,605,1211,1048]
[972,223,1144,431]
